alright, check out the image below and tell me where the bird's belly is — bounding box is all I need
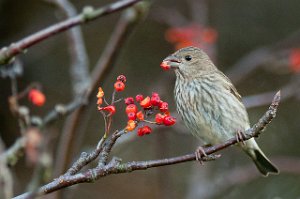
[175,79,249,145]
[178,106,226,144]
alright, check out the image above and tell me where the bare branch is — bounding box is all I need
[0,0,143,65]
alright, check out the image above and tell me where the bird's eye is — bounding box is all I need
[185,55,192,61]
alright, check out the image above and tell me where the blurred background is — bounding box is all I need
[0,0,300,198]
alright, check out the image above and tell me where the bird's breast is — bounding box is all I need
[174,75,249,144]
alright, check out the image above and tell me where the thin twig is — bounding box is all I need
[41,99,84,126]
[64,137,105,176]
[98,130,125,166]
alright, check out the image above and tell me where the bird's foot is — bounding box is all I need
[235,130,246,145]
[195,146,208,164]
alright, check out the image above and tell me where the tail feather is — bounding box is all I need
[242,139,279,176]
[252,149,279,176]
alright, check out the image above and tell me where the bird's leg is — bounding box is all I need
[195,144,211,164]
[235,130,246,145]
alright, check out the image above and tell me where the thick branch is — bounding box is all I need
[0,0,142,65]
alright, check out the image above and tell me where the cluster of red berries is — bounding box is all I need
[96,75,176,137]
[97,75,127,114]
[124,92,176,136]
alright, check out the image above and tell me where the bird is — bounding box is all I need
[161,46,279,176]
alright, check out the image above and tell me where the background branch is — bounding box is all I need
[243,77,300,108]
[46,0,90,96]
[0,0,142,65]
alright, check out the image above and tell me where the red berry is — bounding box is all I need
[142,126,152,134]
[126,104,138,114]
[137,127,144,136]
[152,92,159,97]
[163,116,176,126]
[98,105,116,115]
[136,111,144,121]
[159,102,168,112]
[97,98,103,105]
[135,94,144,102]
[114,81,125,92]
[28,89,46,106]
[155,113,165,124]
[126,120,136,131]
[151,95,161,106]
[164,111,170,116]
[160,61,171,71]
[124,97,134,105]
[117,74,126,83]
[127,112,136,120]
[140,96,151,108]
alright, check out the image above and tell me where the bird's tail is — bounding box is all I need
[242,138,279,176]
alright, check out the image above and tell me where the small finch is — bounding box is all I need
[161,46,279,176]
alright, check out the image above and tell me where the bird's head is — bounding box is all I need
[160,46,216,78]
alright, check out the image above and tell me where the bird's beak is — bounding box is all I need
[160,55,181,71]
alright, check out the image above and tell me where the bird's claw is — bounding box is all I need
[235,130,246,145]
[195,146,208,165]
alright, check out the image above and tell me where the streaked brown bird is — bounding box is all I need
[161,46,279,176]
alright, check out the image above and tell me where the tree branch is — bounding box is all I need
[0,0,143,65]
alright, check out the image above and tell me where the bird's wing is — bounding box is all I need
[229,84,242,102]
[217,70,242,102]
